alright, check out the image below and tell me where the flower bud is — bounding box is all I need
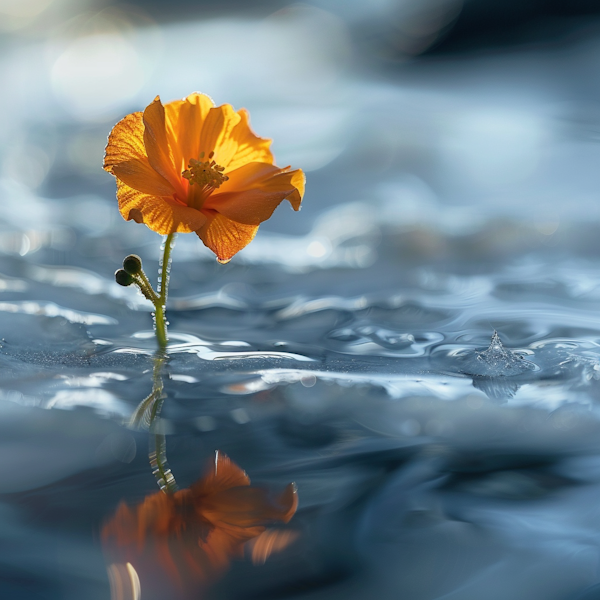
[123,254,143,275]
[115,269,135,287]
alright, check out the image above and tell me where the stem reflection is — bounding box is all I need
[129,352,177,493]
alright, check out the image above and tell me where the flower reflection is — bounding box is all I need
[102,451,298,595]
[247,528,300,565]
[104,93,305,263]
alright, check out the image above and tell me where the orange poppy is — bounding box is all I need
[102,452,298,594]
[104,93,305,263]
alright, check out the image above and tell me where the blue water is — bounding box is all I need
[3,5,600,599]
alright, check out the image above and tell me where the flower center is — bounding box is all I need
[182,152,228,190]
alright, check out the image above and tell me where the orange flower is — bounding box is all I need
[102,452,298,594]
[104,93,305,263]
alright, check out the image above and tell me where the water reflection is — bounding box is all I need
[102,451,298,599]
[128,353,178,493]
[129,353,167,431]
[472,376,521,401]
[3,1,600,599]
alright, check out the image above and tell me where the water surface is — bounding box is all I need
[3,6,600,600]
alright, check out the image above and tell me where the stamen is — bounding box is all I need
[182,155,228,189]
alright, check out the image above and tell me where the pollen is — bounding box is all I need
[182,151,229,189]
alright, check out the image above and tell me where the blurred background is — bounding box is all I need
[2,0,600,261]
[5,2,600,600]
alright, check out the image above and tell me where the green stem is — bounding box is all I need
[147,234,177,492]
[154,304,168,349]
[125,232,178,493]
[134,270,159,304]
[153,233,176,349]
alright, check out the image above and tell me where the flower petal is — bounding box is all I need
[111,159,175,196]
[104,111,146,172]
[143,96,182,192]
[162,98,186,173]
[219,161,281,190]
[206,163,305,225]
[196,213,258,263]
[199,104,241,167]
[165,93,214,172]
[116,180,207,234]
[224,108,274,171]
